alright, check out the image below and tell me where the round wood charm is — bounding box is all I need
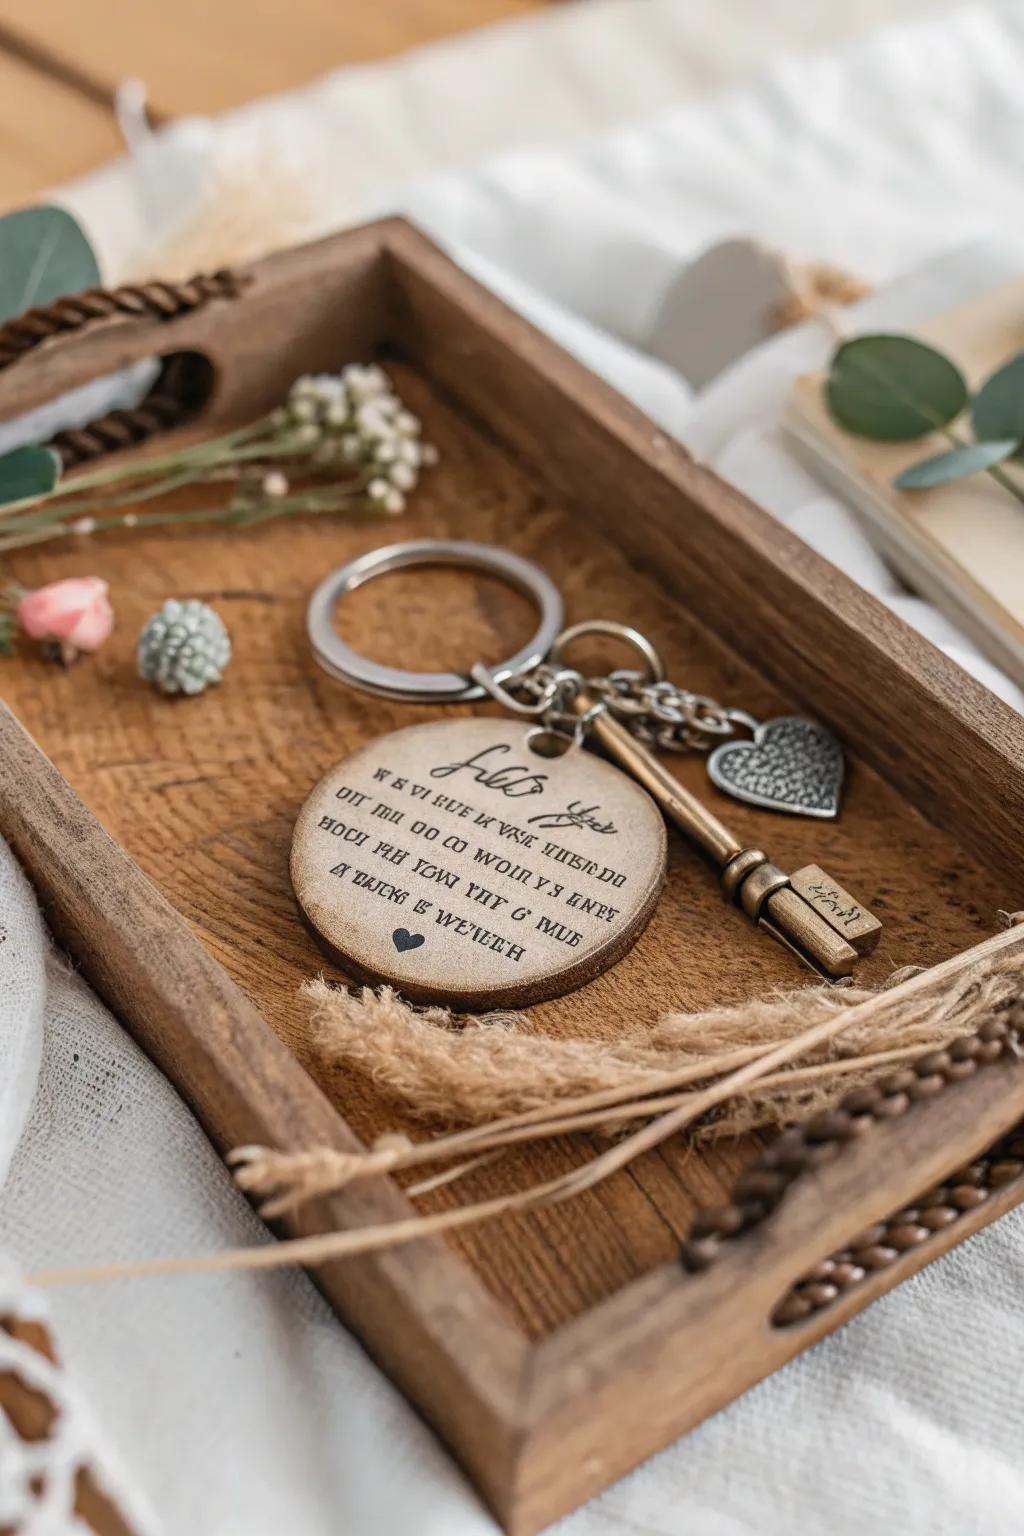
[290,718,667,1007]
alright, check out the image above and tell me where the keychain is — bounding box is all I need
[291,539,881,1008]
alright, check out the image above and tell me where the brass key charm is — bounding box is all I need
[577,701,880,978]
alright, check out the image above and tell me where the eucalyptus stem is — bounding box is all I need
[942,426,1024,509]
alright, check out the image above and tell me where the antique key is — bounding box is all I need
[472,622,881,981]
[295,539,881,1007]
[574,700,879,977]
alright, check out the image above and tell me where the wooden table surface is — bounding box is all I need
[0,0,549,209]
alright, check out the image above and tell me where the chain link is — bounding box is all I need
[496,662,755,753]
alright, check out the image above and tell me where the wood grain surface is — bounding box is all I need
[0,0,549,209]
[0,50,121,204]
[0,370,1011,1337]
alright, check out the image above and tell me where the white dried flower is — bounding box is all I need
[395,410,420,436]
[293,422,320,446]
[70,516,96,535]
[289,396,317,423]
[384,488,406,515]
[340,434,362,461]
[367,478,390,503]
[389,462,416,492]
[420,444,439,467]
[355,403,390,438]
[122,512,139,528]
[262,471,290,498]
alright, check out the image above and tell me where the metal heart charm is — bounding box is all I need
[706,716,844,819]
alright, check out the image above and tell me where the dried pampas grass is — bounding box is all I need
[302,963,1017,1140]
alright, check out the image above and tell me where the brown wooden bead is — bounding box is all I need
[886,1223,930,1251]
[949,1036,980,1061]
[799,1258,836,1284]
[918,1205,958,1230]
[849,1222,886,1249]
[945,1060,978,1081]
[978,1016,1010,1042]
[679,1237,720,1272]
[831,1262,867,1287]
[872,1092,910,1118]
[907,1073,945,1100]
[915,1049,952,1076]
[949,1184,989,1210]
[988,1160,1024,1186]
[772,1294,812,1326]
[878,1069,918,1096]
[977,1039,1005,1063]
[852,1244,899,1270]
[801,1282,839,1308]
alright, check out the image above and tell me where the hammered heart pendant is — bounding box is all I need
[706,716,844,819]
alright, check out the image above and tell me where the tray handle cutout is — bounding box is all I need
[679,982,1024,1334]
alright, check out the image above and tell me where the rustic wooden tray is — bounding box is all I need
[3,218,1024,1535]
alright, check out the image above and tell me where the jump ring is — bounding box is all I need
[548,619,665,683]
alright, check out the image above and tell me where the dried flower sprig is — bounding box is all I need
[0,364,438,556]
[1,576,114,663]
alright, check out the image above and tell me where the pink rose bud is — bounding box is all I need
[17,576,114,662]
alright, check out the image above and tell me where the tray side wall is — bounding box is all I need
[383,222,1024,902]
[511,940,1024,1532]
[0,704,530,1520]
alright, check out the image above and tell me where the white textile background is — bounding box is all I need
[4,2,1024,1533]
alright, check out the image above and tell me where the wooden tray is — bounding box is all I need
[3,218,1024,1534]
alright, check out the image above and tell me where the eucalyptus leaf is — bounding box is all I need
[826,334,968,442]
[894,438,1019,490]
[0,206,99,324]
[0,445,61,505]
[972,353,1024,443]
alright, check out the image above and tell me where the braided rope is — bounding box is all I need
[0,270,249,372]
[679,1002,1024,1312]
[50,390,190,470]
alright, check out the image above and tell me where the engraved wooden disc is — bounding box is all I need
[290,718,667,1007]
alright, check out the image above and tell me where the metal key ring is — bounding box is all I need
[548,619,665,682]
[307,539,564,702]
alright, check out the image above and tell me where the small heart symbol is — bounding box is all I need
[707,716,844,819]
[392,927,425,953]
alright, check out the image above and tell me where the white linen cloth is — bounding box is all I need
[5,3,1024,1532]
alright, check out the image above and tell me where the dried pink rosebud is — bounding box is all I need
[17,576,114,662]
